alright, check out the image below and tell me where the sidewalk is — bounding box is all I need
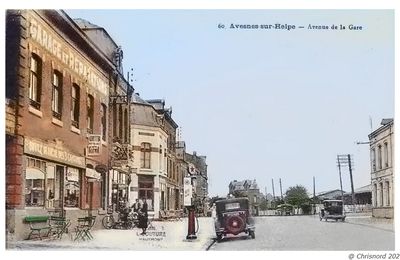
[345,213,394,232]
[8,217,215,251]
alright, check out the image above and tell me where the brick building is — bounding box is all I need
[5,10,128,241]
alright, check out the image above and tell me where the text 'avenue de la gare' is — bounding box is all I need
[220,23,364,31]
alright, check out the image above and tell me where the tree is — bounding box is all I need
[285,185,309,207]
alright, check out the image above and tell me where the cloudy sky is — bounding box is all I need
[66,9,394,197]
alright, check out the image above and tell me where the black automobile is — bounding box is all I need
[319,199,346,222]
[214,198,255,241]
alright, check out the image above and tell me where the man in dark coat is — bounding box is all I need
[138,198,148,235]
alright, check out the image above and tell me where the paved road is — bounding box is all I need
[209,215,394,251]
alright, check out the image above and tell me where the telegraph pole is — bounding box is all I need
[279,178,283,201]
[348,154,355,206]
[337,154,355,208]
[337,156,344,202]
[271,179,276,208]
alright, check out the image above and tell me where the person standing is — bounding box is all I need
[138,198,148,235]
[132,198,141,213]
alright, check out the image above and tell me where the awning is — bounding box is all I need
[26,168,45,179]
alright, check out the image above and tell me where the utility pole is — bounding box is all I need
[337,156,344,202]
[313,176,316,214]
[348,154,355,206]
[313,176,316,199]
[271,179,276,207]
[337,154,355,209]
[279,178,283,201]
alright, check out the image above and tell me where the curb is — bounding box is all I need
[205,238,217,251]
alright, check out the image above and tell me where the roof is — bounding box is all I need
[73,18,101,29]
[316,189,343,196]
[344,184,371,195]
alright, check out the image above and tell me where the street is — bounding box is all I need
[209,215,394,251]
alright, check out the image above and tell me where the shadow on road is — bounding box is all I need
[216,234,252,243]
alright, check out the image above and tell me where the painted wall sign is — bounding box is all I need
[24,137,85,168]
[28,16,109,97]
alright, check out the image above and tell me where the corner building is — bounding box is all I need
[6,10,116,241]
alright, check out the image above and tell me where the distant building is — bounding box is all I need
[228,179,263,215]
[369,118,394,218]
[185,151,208,215]
[316,189,344,201]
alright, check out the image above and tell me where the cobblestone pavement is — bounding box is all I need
[209,214,394,251]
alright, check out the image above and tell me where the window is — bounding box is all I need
[386,181,390,206]
[25,157,46,207]
[377,145,382,170]
[29,54,42,109]
[380,182,384,207]
[371,148,376,172]
[124,108,128,143]
[373,183,377,207]
[87,95,94,133]
[64,167,80,208]
[140,143,151,169]
[138,175,154,210]
[101,103,107,141]
[112,102,117,137]
[384,142,389,168]
[52,71,63,119]
[118,106,123,139]
[71,84,80,128]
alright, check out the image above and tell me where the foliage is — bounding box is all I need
[259,197,269,210]
[285,185,310,207]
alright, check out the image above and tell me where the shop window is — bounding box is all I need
[140,142,151,169]
[138,175,154,210]
[64,167,80,208]
[52,71,63,120]
[29,54,42,109]
[71,84,80,128]
[25,157,46,207]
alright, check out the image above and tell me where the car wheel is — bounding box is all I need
[216,234,222,241]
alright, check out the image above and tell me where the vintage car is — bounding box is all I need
[319,199,346,222]
[214,197,255,241]
[276,204,294,216]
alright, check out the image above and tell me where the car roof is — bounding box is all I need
[215,197,249,205]
[323,199,343,202]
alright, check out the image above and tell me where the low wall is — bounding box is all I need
[372,207,394,219]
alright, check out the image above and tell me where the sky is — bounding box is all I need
[65,9,394,197]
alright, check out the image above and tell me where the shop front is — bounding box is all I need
[11,137,90,240]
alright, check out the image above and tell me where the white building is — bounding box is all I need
[128,94,168,219]
[369,118,394,218]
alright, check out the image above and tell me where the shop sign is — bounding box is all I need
[184,177,193,206]
[87,135,101,156]
[24,137,85,168]
[87,144,101,156]
[67,167,79,182]
[86,168,101,180]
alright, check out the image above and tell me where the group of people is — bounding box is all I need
[131,198,148,235]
